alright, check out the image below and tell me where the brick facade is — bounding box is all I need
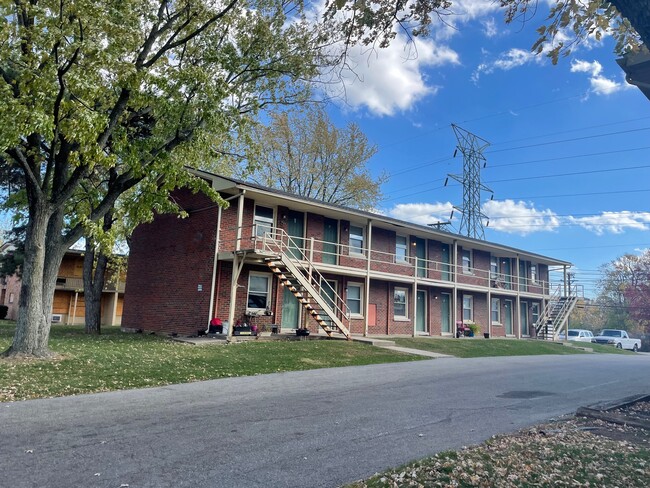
[122,176,566,338]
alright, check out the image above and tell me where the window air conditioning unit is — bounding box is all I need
[51,314,63,324]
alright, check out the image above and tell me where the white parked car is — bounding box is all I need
[591,329,641,352]
[564,329,595,342]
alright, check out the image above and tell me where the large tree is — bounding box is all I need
[247,107,384,210]
[0,0,335,357]
[595,251,650,334]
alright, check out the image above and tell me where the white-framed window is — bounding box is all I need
[247,272,271,310]
[491,297,501,324]
[463,295,473,322]
[462,249,472,274]
[349,225,364,255]
[346,283,364,317]
[254,205,274,237]
[395,235,408,263]
[394,287,408,319]
[530,264,537,284]
[8,292,14,304]
[490,256,499,279]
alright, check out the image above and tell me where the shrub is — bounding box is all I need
[469,323,481,337]
[0,305,8,320]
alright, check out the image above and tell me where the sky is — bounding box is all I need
[319,1,650,298]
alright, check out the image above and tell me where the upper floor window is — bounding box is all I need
[254,205,274,237]
[349,225,364,255]
[462,249,472,274]
[530,264,537,284]
[490,256,499,279]
[394,287,408,319]
[395,235,408,263]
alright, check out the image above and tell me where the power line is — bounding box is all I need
[486,127,650,155]
[486,163,650,184]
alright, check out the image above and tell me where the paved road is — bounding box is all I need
[2,353,649,488]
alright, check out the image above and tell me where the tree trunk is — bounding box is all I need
[83,241,108,335]
[611,0,650,47]
[2,202,66,358]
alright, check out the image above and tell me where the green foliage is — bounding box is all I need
[0,324,420,401]
[247,106,385,210]
[468,323,481,336]
[500,0,642,63]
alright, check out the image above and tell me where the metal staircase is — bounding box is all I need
[535,284,579,341]
[257,229,351,339]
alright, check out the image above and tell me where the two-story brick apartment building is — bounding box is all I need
[122,171,575,339]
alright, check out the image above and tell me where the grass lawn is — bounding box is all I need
[391,336,632,358]
[0,322,422,402]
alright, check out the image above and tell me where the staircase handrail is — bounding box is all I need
[259,228,352,331]
[534,283,563,335]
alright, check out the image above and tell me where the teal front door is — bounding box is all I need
[441,293,451,333]
[416,290,426,332]
[320,280,337,329]
[322,218,338,265]
[414,237,426,277]
[441,243,451,281]
[281,287,300,330]
[504,300,513,335]
[287,211,304,259]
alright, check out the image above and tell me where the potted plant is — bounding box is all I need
[468,323,481,337]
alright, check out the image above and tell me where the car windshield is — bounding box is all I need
[601,330,619,337]
[568,331,579,336]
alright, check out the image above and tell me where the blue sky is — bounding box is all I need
[321,1,650,298]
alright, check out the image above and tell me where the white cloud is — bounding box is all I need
[570,59,632,95]
[482,200,560,235]
[388,202,454,226]
[569,212,650,235]
[334,37,460,116]
[472,48,542,83]
[482,17,498,38]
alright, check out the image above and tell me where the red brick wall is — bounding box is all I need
[122,188,218,335]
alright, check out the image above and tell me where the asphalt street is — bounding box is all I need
[1,353,649,488]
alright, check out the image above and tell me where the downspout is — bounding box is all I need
[364,219,372,337]
[206,191,243,333]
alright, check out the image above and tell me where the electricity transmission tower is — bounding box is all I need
[446,124,493,240]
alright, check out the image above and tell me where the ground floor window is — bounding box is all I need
[247,273,271,310]
[491,297,500,324]
[531,302,540,328]
[394,287,408,319]
[346,283,363,317]
[463,295,473,322]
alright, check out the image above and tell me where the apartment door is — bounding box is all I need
[502,259,512,290]
[504,300,513,335]
[322,218,338,265]
[520,301,529,336]
[519,261,527,292]
[416,290,427,332]
[441,292,451,334]
[414,237,426,277]
[281,287,300,330]
[441,243,451,281]
[287,211,304,259]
